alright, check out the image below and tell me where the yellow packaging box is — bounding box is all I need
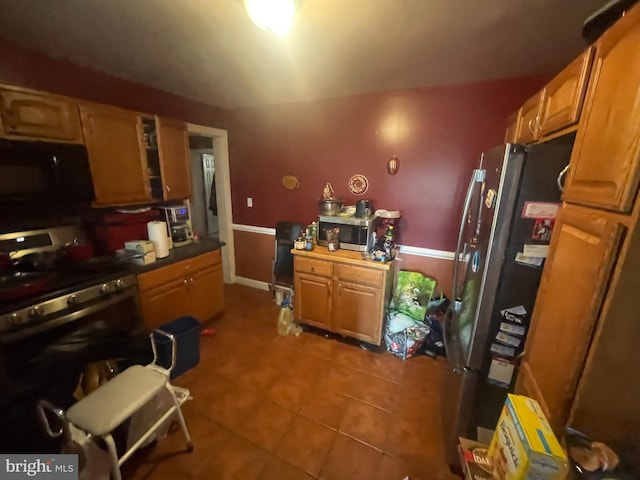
[488,394,568,480]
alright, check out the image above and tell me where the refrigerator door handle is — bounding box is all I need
[452,169,484,301]
[557,164,569,193]
[443,305,464,371]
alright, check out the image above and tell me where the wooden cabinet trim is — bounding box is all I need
[505,110,520,144]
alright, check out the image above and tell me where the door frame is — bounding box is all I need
[186,123,236,284]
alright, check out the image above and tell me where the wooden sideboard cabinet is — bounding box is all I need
[292,248,394,345]
[137,250,224,329]
[0,85,83,143]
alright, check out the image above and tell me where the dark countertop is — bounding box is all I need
[128,236,225,275]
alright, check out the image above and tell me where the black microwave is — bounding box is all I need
[317,215,376,252]
[0,139,95,204]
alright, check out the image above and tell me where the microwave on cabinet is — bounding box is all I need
[317,215,376,252]
[0,139,94,204]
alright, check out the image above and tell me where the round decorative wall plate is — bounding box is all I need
[348,174,369,195]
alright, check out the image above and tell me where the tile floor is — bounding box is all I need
[122,284,460,480]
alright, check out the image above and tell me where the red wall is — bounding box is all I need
[228,77,548,251]
[0,40,228,128]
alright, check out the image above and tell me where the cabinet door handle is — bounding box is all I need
[527,118,536,135]
[190,277,194,283]
[165,185,171,192]
[183,279,188,286]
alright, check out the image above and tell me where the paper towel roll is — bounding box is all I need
[147,221,170,259]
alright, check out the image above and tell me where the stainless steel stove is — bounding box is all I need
[0,225,146,453]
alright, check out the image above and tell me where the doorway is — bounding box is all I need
[186,124,235,284]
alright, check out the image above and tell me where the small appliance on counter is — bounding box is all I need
[317,214,376,252]
[355,199,374,218]
[160,205,194,247]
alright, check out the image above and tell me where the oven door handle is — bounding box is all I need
[36,399,65,438]
[0,289,136,344]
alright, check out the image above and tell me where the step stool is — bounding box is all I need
[65,330,194,480]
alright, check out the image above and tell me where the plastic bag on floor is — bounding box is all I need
[384,311,430,360]
[420,314,446,358]
[277,307,302,336]
[277,292,302,336]
[391,271,437,321]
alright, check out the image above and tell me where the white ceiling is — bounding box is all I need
[0,0,609,109]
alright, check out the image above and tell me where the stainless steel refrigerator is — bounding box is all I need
[441,142,573,470]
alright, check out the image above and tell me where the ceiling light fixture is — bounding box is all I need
[244,0,296,36]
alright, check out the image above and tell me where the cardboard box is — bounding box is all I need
[124,240,155,254]
[459,438,493,480]
[488,394,568,480]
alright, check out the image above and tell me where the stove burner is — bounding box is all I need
[0,272,50,302]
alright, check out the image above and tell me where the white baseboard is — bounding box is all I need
[234,276,270,290]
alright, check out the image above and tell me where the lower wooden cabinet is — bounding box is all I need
[292,249,394,345]
[515,205,624,433]
[137,249,224,329]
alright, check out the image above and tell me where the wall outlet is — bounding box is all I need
[247,197,253,207]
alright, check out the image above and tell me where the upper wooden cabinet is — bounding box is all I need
[80,103,192,207]
[515,92,542,143]
[515,206,624,433]
[538,47,594,137]
[0,86,83,143]
[563,8,640,212]
[157,117,192,201]
[80,103,152,206]
[511,47,593,144]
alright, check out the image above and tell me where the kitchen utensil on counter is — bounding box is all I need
[318,198,343,216]
[170,223,193,245]
[11,250,67,271]
[0,271,50,302]
[63,239,95,262]
[147,221,170,258]
[355,199,374,218]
